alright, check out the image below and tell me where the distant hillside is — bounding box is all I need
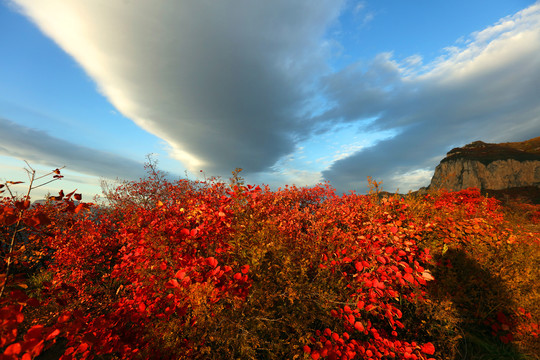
[429,137,540,195]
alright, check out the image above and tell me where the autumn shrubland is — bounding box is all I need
[1,164,539,360]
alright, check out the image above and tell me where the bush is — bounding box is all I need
[1,166,538,359]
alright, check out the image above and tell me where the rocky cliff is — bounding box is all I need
[429,137,540,191]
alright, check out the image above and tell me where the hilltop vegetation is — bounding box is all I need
[1,166,539,360]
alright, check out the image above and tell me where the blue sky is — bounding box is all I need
[1,0,539,201]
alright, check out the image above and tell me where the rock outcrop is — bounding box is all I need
[429,137,540,191]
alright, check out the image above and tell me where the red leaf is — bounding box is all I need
[16,312,24,323]
[25,212,50,227]
[57,313,71,323]
[77,343,89,353]
[24,325,44,341]
[37,213,51,225]
[421,342,435,355]
[15,200,31,210]
[403,273,415,284]
[206,257,218,268]
[165,279,180,289]
[241,264,249,274]
[354,262,363,272]
[27,298,40,307]
[354,321,364,332]
[24,216,39,227]
[74,193,82,201]
[4,342,22,355]
[46,329,61,341]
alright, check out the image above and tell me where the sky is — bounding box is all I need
[1,0,539,201]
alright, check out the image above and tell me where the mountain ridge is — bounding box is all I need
[425,137,540,203]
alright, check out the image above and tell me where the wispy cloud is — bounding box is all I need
[0,117,145,180]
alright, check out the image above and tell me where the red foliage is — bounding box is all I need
[1,167,538,359]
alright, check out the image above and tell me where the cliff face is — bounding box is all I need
[429,138,540,191]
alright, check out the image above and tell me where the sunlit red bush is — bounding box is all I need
[1,168,539,359]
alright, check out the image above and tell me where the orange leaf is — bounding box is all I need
[421,270,435,281]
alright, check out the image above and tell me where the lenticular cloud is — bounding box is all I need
[11,0,342,176]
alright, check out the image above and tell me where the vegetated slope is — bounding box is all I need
[442,137,540,165]
[501,136,540,155]
[1,172,539,360]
